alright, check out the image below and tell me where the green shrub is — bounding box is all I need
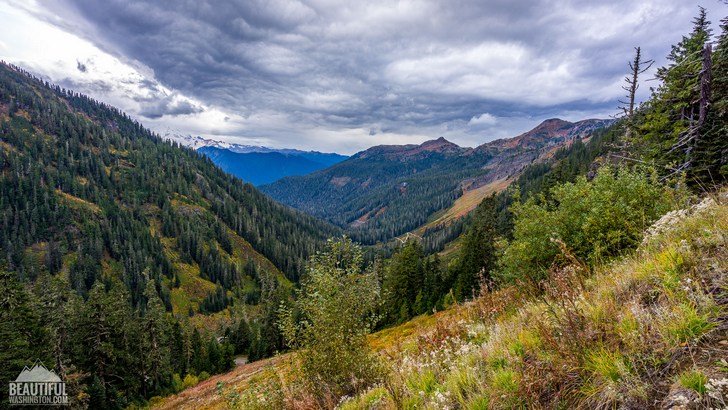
[182,373,199,389]
[497,167,684,285]
[171,373,184,393]
[279,237,382,401]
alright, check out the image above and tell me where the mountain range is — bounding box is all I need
[260,118,613,245]
[163,131,348,185]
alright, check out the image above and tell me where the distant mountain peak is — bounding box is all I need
[541,118,571,125]
[162,130,344,158]
[416,137,461,154]
[354,137,464,160]
[482,118,614,151]
[422,136,457,147]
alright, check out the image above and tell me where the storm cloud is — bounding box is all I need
[2,0,726,153]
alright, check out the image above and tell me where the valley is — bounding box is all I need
[261,118,613,247]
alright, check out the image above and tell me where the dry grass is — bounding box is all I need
[413,177,513,236]
[345,191,728,410]
[153,354,289,410]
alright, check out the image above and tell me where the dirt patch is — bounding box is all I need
[330,176,351,187]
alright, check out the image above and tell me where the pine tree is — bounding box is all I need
[71,281,139,407]
[170,321,188,376]
[638,7,712,172]
[190,328,207,374]
[382,240,424,323]
[454,194,498,301]
[140,278,171,395]
[233,317,252,355]
[0,270,49,406]
[697,16,728,183]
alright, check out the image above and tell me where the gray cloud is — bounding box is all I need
[26,0,728,152]
[138,96,204,119]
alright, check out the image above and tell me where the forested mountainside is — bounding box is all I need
[197,146,346,186]
[0,61,339,408]
[261,118,612,245]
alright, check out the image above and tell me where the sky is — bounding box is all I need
[1,1,726,154]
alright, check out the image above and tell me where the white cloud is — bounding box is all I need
[468,113,497,126]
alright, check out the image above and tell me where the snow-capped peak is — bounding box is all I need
[162,129,236,150]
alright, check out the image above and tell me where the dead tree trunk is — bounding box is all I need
[619,47,653,139]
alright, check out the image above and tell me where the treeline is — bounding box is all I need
[340,164,488,244]
[0,60,339,284]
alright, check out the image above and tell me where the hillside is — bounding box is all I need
[0,62,339,407]
[198,146,347,186]
[260,119,612,245]
[159,190,728,409]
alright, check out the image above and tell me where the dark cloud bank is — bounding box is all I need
[44,0,726,151]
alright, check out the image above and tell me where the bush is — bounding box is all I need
[497,166,685,285]
[279,236,383,403]
[182,373,199,389]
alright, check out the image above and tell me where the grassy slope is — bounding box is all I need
[411,177,514,238]
[158,191,728,409]
[345,191,728,409]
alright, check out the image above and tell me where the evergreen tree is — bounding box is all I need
[0,270,49,406]
[638,7,712,173]
[382,240,424,324]
[233,317,252,355]
[170,321,188,376]
[140,278,171,396]
[190,328,207,374]
[697,16,728,182]
[453,194,498,301]
[75,281,139,408]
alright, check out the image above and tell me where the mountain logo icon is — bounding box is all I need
[14,362,62,383]
[8,360,68,406]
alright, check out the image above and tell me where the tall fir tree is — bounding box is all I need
[140,278,171,396]
[638,7,713,173]
[0,270,49,407]
[383,240,424,324]
[697,16,728,183]
[454,194,498,301]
